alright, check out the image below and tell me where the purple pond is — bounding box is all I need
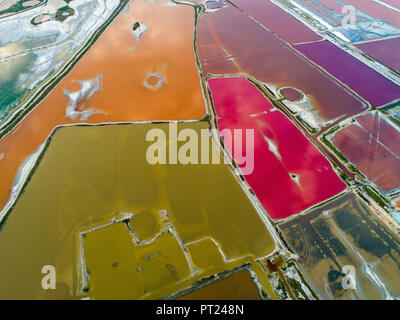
[356,37,400,73]
[295,41,400,107]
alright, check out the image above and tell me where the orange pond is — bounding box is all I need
[0,0,205,210]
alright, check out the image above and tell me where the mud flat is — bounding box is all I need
[278,192,400,300]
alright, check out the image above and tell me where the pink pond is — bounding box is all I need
[229,0,321,44]
[380,0,400,10]
[331,111,400,193]
[209,77,346,219]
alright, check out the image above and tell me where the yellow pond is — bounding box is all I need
[0,122,276,299]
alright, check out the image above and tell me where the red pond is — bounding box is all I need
[209,77,346,219]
